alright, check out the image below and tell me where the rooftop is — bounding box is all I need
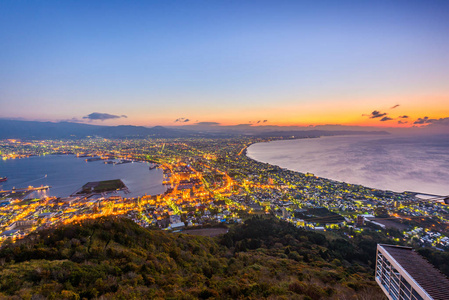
[380,244,449,300]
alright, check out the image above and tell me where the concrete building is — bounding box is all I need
[375,244,449,300]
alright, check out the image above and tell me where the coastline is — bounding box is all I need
[0,155,166,198]
[245,136,387,192]
[245,135,449,197]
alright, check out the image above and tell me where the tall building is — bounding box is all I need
[375,244,449,300]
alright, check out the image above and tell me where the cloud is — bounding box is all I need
[194,122,220,126]
[380,116,393,121]
[398,120,408,124]
[249,120,268,124]
[399,115,409,119]
[391,104,400,109]
[83,112,127,121]
[414,116,433,124]
[432,117,449,126]
[414,117,449,126]
[174,117,190,123]
[366,110,388,119]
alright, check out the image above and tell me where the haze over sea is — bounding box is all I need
[247,134,449,196]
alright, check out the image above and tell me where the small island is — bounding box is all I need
[76,179,126,195]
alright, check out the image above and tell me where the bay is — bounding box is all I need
[247,134,449,196]
[0,155,165,198]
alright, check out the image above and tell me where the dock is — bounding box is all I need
[0,185,51,193]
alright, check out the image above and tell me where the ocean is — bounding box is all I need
[247,134,449,196]
[0,155,165,198]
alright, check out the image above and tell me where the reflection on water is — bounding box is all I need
[0,155,165,198]
[247,134,449,195]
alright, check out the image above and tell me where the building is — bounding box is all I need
[375,244,449,300]
[356,215,365,227]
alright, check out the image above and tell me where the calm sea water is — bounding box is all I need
[0,155,165,198]
[247,134,449,196]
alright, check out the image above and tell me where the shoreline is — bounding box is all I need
[245,136,449,197]
[0,155,165,199]
[245,137,391,192]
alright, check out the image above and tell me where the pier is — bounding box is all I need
[0,185,51,193]
[405,191,449,204]
[405,191,446,198]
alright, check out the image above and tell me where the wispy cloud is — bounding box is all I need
[174,117,190,123]
[414,116,433,124]
[414,116,449,126]
[399,115,409,119]
[249,120,268,124]
[83,112,127,121]
[365,110,388,119]
[391,104,400,109]
[380,116,393,122]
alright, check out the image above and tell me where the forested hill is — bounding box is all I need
[0,217,387,299]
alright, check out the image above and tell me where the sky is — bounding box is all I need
[0,0,448,132]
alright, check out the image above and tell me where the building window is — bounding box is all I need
[411,290,424,300]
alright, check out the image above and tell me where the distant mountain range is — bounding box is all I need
[0,119,389,139]
[0,119,192,139]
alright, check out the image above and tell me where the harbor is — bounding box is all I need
[0,154,165,198]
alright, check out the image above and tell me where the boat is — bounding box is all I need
[0,177,7,182]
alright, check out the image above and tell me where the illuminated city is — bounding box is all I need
[2,138,448,251]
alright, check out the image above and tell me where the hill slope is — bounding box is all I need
[0,217,385,299]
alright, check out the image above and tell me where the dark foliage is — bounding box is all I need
[0,216,387,299]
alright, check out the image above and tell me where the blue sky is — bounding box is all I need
[1,0,448,130]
